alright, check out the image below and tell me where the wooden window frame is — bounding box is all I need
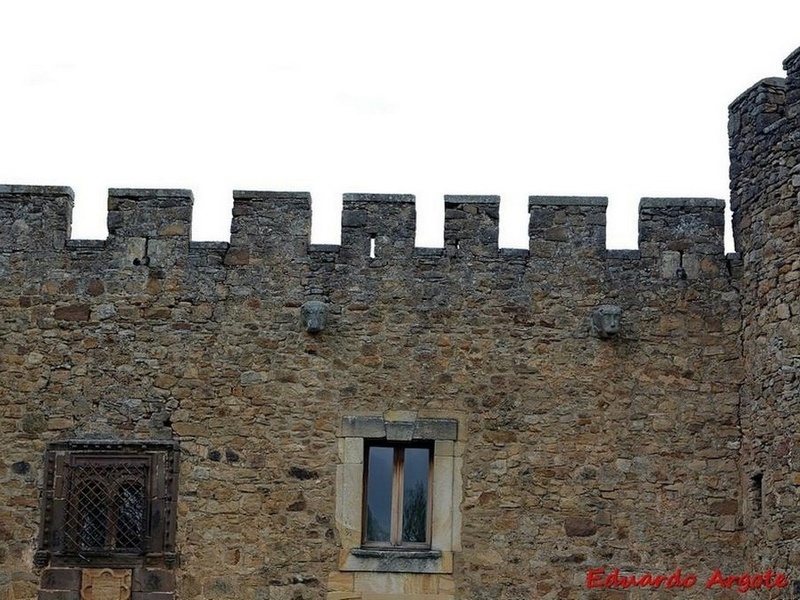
[35,440,179,569]
[361,441,434,550]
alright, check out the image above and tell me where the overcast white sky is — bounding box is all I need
[2,1,800,251]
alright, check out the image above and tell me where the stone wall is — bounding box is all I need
[2,44,799,600]
[0,184,745,599]
[729,47,800,573]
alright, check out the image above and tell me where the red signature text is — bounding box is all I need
[705,568,788,592]
[586,568,696,590]
[586,567,789,592]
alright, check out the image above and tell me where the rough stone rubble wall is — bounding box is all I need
[0,183,744,600]
[729,47,800,573]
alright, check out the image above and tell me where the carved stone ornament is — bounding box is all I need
[81,568,131,600]
[301,300,328,334]
[591,305,622,339]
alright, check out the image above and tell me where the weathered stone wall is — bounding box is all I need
[8,42,800,600]
[0,180,747,600]
[729,48,800,573]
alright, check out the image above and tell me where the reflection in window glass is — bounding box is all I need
[363,443,431,547]
[365,446,393,542]
[402,447,429,543]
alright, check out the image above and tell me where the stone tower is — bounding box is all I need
[729,47,800,570]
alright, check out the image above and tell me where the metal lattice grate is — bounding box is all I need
[65,462,147,552]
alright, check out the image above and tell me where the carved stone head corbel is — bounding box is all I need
[591,305,622,339]
[301,300,329,334]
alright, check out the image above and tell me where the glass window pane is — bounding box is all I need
[365,446,393,543]
[402,447,429,543]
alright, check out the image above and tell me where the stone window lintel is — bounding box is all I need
[340,416,458,440]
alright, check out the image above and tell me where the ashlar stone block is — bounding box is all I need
[431,456,454,550]
[81,569,131,600]
[336,463,363,547]
[339,437,364,464]
[660,250,682,279]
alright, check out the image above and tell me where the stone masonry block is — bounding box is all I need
[40,568,81,591]
[336,463,363,547]
[354,572,406,594]
[451,457,463,551]
[434,440,454,457]
[339,437,364,464]
[383,410,418,422]
[660,250,682,279]
[328,571,355,592]
[385,421,415,441]
[132,569,175,593]
[360,596,454,600]
[432,455,455,550]
[413,419,458,441]
[81,568,132,600]
[38,592,80,600]
[341,416,386,438]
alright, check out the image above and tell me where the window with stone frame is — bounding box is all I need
[36,440,179,568]
[335,414,463,575]
[362,441,433,548]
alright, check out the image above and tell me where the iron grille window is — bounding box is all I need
[65,458,148,552]
[36,441,179,568]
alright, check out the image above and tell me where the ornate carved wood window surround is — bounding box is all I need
[36,440,179,569]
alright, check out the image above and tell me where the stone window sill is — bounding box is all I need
[340,548,451,574]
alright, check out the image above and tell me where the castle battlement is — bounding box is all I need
[4,44,800,600]
[0,185,731,283]
[728,44,800,125]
